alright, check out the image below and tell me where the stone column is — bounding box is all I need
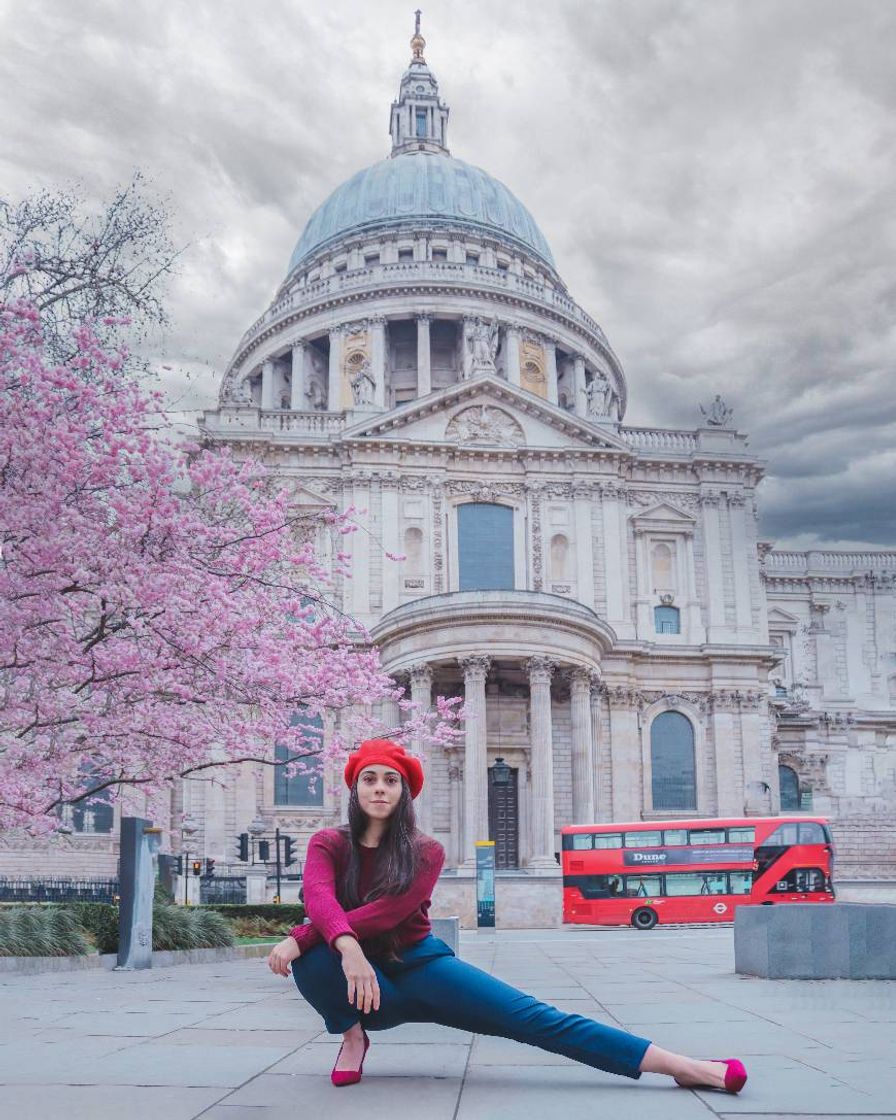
[607,687,642,820]
[380,678,401,734]
[370,317,386,408]
[461,317,474,379]
[416,315,432,396]
[409,663,434,833]
[527,657,557,866]
[573,354,587,417]
[261,359,275,410]
[504,326,521,386]
[290,342,306,410]
[327,327,344,411]
[459,656,490,863]
[569,668,596,823]
[590,680,607,820]
[573,483,595,609]
[700,492,727,642]
[381,480,401,614]
[711,694,741,816]
[544,338,558,405]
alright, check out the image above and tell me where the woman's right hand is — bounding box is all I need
[267,935,301,977]
[334,935,380,1013]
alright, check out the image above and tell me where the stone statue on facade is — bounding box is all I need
[447,405,524,448]
[467,317,499,377]
[699,394,734,427]
[350,357,376,406]
[306,378,327,411]
[221,376,253,406]
[585,371,612,418]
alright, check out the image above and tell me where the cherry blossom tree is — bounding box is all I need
[0,173,178,367]
[0,302,459,832]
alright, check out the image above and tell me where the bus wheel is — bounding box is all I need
[632,907,658,930]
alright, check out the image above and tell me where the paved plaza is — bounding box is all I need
[1,926,893,1119]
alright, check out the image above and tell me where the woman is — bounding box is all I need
[267,739,747,1093]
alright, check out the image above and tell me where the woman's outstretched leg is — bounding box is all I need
[393,950,650,1078]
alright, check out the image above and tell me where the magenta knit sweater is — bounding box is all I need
[288,828,444,953]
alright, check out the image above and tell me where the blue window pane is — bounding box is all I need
[651,711,696,810]
[275,712,324,806]
[779,764,800,810]
[654,605,680,634]
[416,110,427,137]
[458,503,514,591]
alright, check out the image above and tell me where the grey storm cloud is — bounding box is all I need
[2,0,894,549]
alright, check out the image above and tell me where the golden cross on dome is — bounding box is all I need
[410,9,426,61]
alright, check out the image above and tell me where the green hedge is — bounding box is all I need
[203,904,305,924]
[0,903,236,956]
[0,906,93,957]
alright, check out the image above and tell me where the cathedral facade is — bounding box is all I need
[5,27,894,923]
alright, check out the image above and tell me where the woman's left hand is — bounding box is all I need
[267,935,301,977]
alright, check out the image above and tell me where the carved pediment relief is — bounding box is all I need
[446,405,525,448]
[630,501,697,536]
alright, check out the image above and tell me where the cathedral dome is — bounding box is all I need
[287,151,556,276]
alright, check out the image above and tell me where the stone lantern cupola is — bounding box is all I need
[389,11,450,156]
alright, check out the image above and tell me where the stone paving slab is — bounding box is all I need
[1,925,894,1119]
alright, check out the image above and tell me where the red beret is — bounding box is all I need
[344,739,424,799]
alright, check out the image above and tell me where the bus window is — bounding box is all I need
[593,833,622,849]
[663,828,689,846]
[665,872,728,896]
[776,867,827,893]
[727,826,755,843]
[570,834,593,851]
[625,875,662,897]
[608,875,623,895]
[624,831,663,848]
[728,871,753,895]
[764,822,827,847]
[689,828,726,845]
[565,874,613,899]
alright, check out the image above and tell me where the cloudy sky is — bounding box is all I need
[3,0,894,549]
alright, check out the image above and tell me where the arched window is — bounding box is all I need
[651,711,696,810]
[651,542,673,589]
[403,526,424,575]
[654,605,681,634]
[275,711,325,806]
[550,534,569,581]
[458,502,514,591]
[72,791,114,834]
[779,764,800,811]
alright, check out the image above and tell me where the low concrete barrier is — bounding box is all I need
[431,915,460,956]
[735,903,896,979]
[0,942,273,976]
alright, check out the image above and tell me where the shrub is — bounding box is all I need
[68,903,119,954]
[151,904,236,951]
[203,903,305,925]
[229,914,293,938]
[0,906,92,957]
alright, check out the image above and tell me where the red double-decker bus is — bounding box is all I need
[561,816,835,929]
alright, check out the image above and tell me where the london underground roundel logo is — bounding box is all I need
[713,902,728,915]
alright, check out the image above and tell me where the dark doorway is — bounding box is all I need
[488,763,519,869]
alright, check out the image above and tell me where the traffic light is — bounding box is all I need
[205,858,216,878]
[237,833,249,861]
[258,839,270,862]
[283,836,297,867]
[174,855,184,876]
[191,859,202,876]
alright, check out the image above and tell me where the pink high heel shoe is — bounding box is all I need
[679,1058,747,1094]
[330,1028,370,1087]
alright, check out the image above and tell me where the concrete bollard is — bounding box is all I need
[431,916,460,957]
[735,903,896,979]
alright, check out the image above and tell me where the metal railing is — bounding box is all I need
[199,876,247,905]
[0,877,119,903]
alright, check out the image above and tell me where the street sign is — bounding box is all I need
[475,841,496,928]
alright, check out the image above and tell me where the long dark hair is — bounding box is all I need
[337,778,423,958]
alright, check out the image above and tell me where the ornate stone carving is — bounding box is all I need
[446,479,526,500]
[699,395,734,427]
[446,405,525,448]
[432,486,444,592]
[526,656,556,684]
[459,655,491,682]
[531,486,544,591]
[465,317,499,376]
